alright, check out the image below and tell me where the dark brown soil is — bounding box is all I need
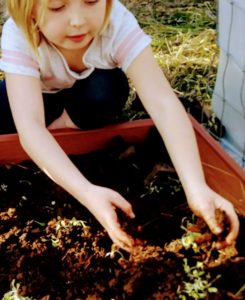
[0,129,244,300]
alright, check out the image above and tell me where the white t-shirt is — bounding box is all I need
[0,0,151,93]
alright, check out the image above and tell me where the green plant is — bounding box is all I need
[178,258,221,299]
[105,244,125,259]
[177,216,222,299]
[55,216,89,232]
[235,283,245,297]
[0,183,8,191]
[168,176,182,195]
[140,180,163,198]
[180,216,202,253]
[41,217,90,248]
[2,280,35,300]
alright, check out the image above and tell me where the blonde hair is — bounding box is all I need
[6,0,113,53]
[102,0,113,33]
[6,0,48,52]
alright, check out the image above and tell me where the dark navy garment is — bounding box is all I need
[0,68,129,133]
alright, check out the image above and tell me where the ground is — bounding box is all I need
[0,129,245,299]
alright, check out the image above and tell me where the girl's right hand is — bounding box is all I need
[82,184,135,252]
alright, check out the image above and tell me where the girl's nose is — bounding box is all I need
[70,17,85,28]
[69,10,86,27]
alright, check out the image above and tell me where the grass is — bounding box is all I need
[122,0,218,107]
[0,0,218,106]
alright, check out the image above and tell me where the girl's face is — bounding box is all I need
[33,0,107,53]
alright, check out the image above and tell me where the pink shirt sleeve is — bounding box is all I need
[110,0,152,72]
[0,18,40,78]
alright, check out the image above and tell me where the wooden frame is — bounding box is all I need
[0,117,244,215]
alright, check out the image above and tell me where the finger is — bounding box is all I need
[111,192,135,219]
[202,212,222,235]
[109,229,134,252]
[106,213,134,252]
[222,207,240,244]
[109,222,134,249]
[116,238,134,253]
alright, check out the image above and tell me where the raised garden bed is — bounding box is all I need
[0,118,244,299]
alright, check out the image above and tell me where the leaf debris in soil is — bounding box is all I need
[0,129,244,299]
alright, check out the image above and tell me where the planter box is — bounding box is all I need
[0,117,244,216]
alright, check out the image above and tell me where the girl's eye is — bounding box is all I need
[85,0,99,4]
[48,5,65,12]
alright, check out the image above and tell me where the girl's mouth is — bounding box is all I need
[67,34,86,43]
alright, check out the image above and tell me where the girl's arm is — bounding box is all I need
[126,46,239,244]
[5,73,135,251]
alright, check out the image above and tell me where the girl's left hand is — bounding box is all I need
[186,184,240,244]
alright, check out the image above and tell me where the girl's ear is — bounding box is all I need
[31,6,37,20]
[31,1,41,22]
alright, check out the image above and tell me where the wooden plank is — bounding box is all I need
[0,119,154,164]
[0,117,244,215]
[191,116,245,216]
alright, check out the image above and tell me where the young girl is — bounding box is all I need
[0,0,239,252]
